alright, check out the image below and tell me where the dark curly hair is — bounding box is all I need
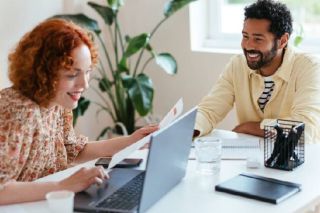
[8,19,98,107]
[244,0,293,39]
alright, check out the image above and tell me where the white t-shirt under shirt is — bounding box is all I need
[258,76,275,112]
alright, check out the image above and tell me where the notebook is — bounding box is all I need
[190,129,262,160]
[215,173,301,204]
[74,108,197,213]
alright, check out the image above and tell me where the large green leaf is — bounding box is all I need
[122,74,153,116]
[96,127,112,140]
[98,77,112,92]
[107,0,124,11]
[294,36,303,47]
[114,73,128,121]
[118,57,129,72]
[52,14,101,35]
[124,33,150,57]
[155,53,177,75]
[72,97,90,126]
[88,2,114,25]
[164,0,197,17]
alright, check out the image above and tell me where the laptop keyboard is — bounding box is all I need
[96,172,145,210]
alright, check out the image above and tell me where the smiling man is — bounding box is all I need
[194,0,320,143]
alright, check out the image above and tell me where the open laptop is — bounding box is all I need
[74,107,197,213]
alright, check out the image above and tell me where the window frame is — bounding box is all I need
[189,0,320,54]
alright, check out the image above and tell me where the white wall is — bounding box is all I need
[0,0,237,140]
[0,0,66,87]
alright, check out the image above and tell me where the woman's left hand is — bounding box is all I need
[130,124,159,142]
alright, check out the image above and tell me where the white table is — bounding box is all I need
[1,145,320,213]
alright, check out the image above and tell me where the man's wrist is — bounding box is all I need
[260,119,277,129]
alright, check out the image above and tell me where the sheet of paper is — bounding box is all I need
[107,135,151,170]
[107,98,184,171]
[159,98,183,128]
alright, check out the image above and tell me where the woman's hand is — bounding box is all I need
[58,166,108,193]
[130,124,159,142]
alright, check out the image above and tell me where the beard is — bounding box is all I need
[243,40,278,70]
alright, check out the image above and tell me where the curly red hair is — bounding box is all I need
[8,18,98,107]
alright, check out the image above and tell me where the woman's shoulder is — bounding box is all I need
[0,87,39,117]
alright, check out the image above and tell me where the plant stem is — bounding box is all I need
[97,35,114,77]
[93,101,116,122]
[132,48,144,77]
[150,17,168,37]
[141,56,154,74]
[133,17,168,76]
[115,18,125,54]
[114,14,119,65]
[108,25,115,48]
[98,60,106,77]
[91,85,117,120]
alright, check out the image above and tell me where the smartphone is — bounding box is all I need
[95,158,143,168]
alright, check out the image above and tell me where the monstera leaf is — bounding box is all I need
[122,74,153,116]
[164,0,197,17]
[52,14,101,34]
[155,53,177,75]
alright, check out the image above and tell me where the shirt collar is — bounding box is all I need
[248,46,295,82]
[274,46,295,82]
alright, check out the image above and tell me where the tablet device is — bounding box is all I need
[95,158,143,168]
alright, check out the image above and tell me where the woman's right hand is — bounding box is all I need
[58,166,108,192]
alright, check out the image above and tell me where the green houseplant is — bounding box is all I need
[53,0,196,138]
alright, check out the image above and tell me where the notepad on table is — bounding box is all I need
[190,129,262,160]
[222,138,261,160]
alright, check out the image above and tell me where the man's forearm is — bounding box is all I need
[232,121,264,137]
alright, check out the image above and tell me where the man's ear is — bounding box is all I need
[278,32,289,49]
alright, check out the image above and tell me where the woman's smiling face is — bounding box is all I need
[50,44,92,109]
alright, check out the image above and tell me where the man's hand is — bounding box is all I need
[232,121,264,137]
[193,129,200,138]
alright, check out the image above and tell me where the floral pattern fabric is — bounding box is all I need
[0,87,87,187]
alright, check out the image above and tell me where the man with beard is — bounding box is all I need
[194,0,320,143]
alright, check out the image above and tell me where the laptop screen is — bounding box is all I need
[73,107,197,213]
[138,108,197,212]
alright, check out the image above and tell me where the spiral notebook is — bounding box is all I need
[190,129,262,160]
[221,137,261,159]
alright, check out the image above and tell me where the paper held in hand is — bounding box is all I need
[106,98,184,171]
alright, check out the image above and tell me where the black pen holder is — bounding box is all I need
[264,119,305,171]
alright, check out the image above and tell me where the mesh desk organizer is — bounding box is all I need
[264,119,305,171]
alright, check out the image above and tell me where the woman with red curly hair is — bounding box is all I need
[0,19,158,204]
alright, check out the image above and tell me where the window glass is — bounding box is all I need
[208,0,320,51]
[282,0,320,39]
[221,0,254,34]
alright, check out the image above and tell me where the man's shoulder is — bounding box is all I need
[291,48,320,67]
